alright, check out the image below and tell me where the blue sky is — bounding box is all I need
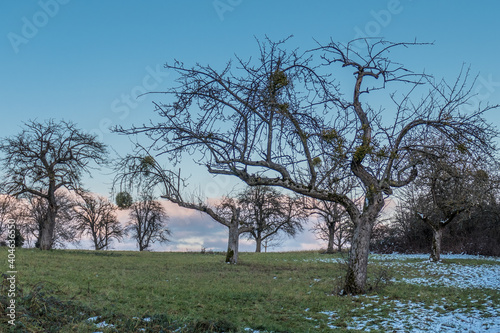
[1,0,500,251]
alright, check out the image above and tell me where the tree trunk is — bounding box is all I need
[430,226,443,262]
[92,230,99,250]
[325,222,335,254]
[343,216,373,295]
[255,237,262,253]
[39,204,57,250]
[225,222,239,264]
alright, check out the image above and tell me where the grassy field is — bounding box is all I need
[0,248,499,332]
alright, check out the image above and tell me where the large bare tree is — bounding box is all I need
[114,38,498,294]
[73,193,124,250]
[0,120,107,250]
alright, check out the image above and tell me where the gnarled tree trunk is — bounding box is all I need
[225,220,239,264]
[326,222,336,254]
[342,181,385,294]
[429,226,443,262]
[343,216,373,294]
[39,200,57,250]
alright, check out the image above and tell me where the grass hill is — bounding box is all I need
[1,249,499,332]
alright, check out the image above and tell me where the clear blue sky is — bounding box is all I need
[1,0,499,251]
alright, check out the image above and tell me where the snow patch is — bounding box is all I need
[317,298,499,332]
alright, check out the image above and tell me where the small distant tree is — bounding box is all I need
[126,193,171,251]
[165,193,254,263]
[0,119,107,250]
[238,186,305,253]
[308,199,352,253]
[73,193,124,250]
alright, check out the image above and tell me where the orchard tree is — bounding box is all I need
[238,186,305,253]
[0,119,107,250]
[114,38,498,294]
[113,151,251,263]
[399,147,497,261]
[73,193,124,250]
[18,192,78,248]
[126,192,171,251]
[307,199,352,253]
[163,195,253,264]
[304,178,355,254]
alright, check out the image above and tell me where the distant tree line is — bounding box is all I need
[371,169,500,257]
[371,201,500,256]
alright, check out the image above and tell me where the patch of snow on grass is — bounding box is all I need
[307,253,499,331]
[301,253,500,289]
[398,263,500,289]
[95,321,115,328]
[370,253,500,262]
[375,256,500,289]
[315,297,499,332]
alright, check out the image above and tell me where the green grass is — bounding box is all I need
[0,248,498,332]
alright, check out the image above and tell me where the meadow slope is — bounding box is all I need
[1,249,499,332]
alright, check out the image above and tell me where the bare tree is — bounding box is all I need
[0,119,107,250]
[73,193,124,250]
[113,150,251,263]
[17,192,78,248]
[238,186,305,252]
[166,194,252,264]
[307,199,352,253]
[126,193,171,251]
[399,147,496,261]
[114,38,498,294]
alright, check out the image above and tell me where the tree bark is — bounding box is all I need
[430,226,443,262]
[255,237,262,253]
[39,201,57,250]
[343,216,373,294]
[326,222,335,254]
[225,221,239,264]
